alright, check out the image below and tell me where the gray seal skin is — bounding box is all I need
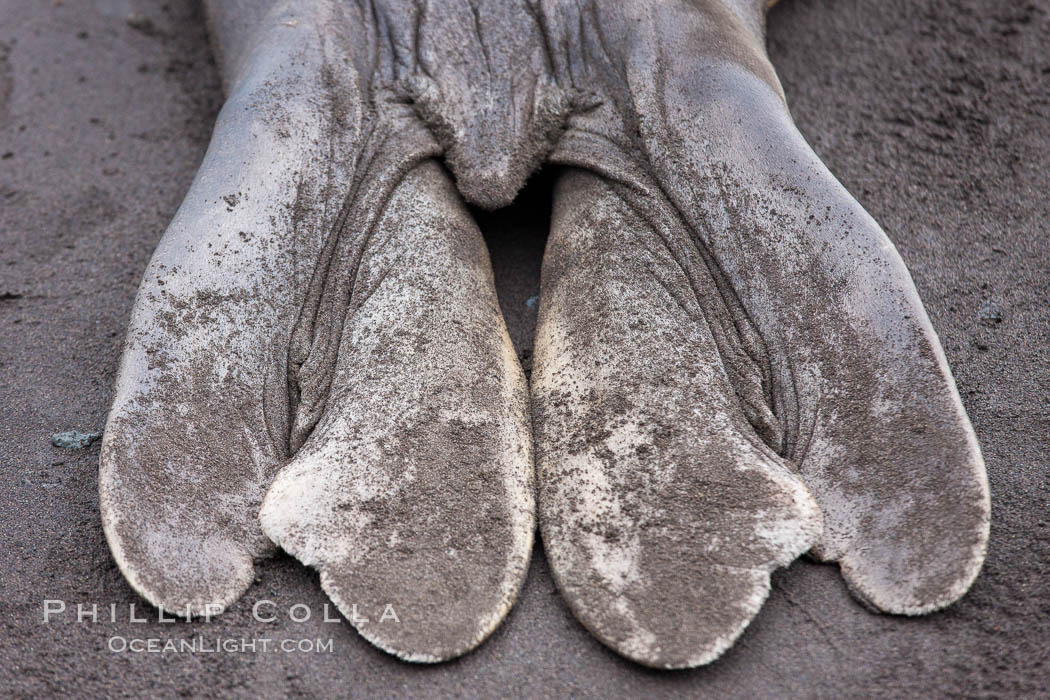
[98,0,990,668]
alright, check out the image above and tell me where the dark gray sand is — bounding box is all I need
[1,0,1047,696]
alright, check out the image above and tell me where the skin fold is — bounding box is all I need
[99,0,990,667]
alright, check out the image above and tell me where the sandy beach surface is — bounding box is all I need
[1,0,1047,696]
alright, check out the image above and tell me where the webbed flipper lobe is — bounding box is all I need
[100,0,370,616]
[533,169,823,668]
[260,162,534,662]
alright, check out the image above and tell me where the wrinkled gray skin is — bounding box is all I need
[99,0,990,669]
